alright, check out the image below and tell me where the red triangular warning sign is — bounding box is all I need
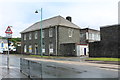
[5,26,13,34]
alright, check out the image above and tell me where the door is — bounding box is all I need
[84,48,86,55]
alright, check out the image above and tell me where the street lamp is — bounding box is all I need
[35,8,43,57]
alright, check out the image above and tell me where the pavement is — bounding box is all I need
[0,54,28,80]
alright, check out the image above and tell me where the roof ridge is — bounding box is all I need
[21,15,80,33]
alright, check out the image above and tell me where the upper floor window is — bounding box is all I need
[86,32,88,39]
[29,33,32,40]
[80,33,85,38]
[35,31,38,39]
[92,33,94,40]
[24,34,26,40]
[42,30,45,38]
[89,33,92,40]
[68,28,73,37]
[49,28,53,37]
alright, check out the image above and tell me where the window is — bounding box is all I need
[42,43,45,53]
[29,45,32,53]
[49,28,53,37]
[29,33,32,40]
[86,32,88,39]
[68,28,73,37]
[92,33,94,40]
[49,43,53,54]
[35,31,38,39]
[24,34,26,40]
[89,33,92,40]
[97,34,100,41]
[42,30,45,38]
[24,45,27,53]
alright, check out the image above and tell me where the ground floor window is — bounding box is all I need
[35,44,38,54]
[24,45,27,53]
[49,43,53,54]
[29,45,32,53]
[42,43,45,53]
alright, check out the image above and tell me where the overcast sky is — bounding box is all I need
[0,0,119,37]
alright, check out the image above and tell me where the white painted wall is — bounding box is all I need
[76,45,88,56]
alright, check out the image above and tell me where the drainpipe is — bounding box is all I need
[55,26,57,56]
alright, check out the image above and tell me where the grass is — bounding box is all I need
[87,58,120,61]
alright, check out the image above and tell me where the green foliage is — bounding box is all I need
[10,38,21,47]
[11,38,21,42]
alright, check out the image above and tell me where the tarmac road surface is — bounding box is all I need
[0,54,119,79]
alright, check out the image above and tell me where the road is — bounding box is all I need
[0,54,119,79]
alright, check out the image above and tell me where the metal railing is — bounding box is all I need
[20,58,42,78]
[20,58,82,78]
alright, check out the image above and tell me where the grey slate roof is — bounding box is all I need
[21,15,80,33]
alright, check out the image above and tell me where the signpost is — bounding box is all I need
[5,26,13,69]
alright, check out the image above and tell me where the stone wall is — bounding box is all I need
[89,25,119,58]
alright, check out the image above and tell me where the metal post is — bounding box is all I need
[35,8,43,57]
[55,26,57,56]
[7,38,9,69]
[40,8,43,57]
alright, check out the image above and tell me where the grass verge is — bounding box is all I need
[87,58,120,61]
[29,55,60,58]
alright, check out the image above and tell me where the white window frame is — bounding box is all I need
[24,34,26,40]
[35,31,38,39]
[29,33,32,40]
[49,28,53,37]
[29,45,32,53]
[49,43,53,54]
[24,45,27,53]
[89,33,92,40]
[68,28,73,37]
[42,43,45,53]
[92,33,94,40]
[86,32,88,40]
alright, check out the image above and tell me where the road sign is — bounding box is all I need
[5,26,13,34]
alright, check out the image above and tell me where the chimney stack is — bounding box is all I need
[66,16,72,22]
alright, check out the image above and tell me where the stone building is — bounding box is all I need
[76,28,100,56]
[21,16,80,56]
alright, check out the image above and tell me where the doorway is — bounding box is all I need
[84,48,86,55]
[35,45,38,55]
